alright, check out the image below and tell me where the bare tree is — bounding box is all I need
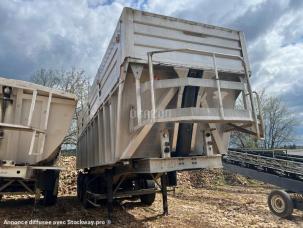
[31,68,90,147]
[31,69,61,88]
[230,90,298,149]
[262,96,298,148]
[230,131,258,148]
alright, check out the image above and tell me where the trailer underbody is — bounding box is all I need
[77,155,222,219]
[0,165,61,208]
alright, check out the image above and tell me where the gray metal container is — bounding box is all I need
[77,7,262,170]
[0,77,76,166]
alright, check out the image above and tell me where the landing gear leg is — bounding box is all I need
[33,182,41,215]
[105,169,113,222]
[161,173,168,216]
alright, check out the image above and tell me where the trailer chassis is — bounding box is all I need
[84,172,170,219]
[0,165,62,209]
[78,155,222,220]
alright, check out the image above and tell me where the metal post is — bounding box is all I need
[28,130,37,155]
[44,93,52,130]
[103,106,108,162]
[32,181,41,215]
[38,92,52,155]
[161,173,168,216]
[27,90,37,126]
[242,89,248,110]
[115,81,124,163]
[148,53,156,121]
[135,79,142,125]
[131,63,144,126]
[106,169,113,221]
[109,101,115,161]
[212,54,224,119]
[253,91,264,138]
[243,64,260,138]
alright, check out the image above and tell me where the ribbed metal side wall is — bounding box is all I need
[77,8,252,170]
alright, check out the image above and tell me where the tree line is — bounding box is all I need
[231,90,299,149]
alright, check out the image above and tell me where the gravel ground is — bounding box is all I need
[0,156,302,227]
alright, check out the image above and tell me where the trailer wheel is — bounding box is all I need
[140,180,156,205]
[77,173,84,201]
[42,176,59,206]
[41,170,59,206]
[43,190,58,206]
[268,190,293,218]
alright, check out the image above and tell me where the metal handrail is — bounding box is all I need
[0,123,45,133]
[148,48,245,62]
[146,48,260,138]
[140,78,245,93]
[253,91,264,139]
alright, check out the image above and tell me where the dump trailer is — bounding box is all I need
[0,77,76,205]
[77,7,263,218]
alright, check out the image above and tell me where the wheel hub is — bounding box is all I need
[271,195,285,213]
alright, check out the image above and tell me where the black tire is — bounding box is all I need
[140,179,156,206]
[268,190,293,218]
[81,175,92,209]
[43,190,58,206]
[41,171,59,206]
[77,173,84,201]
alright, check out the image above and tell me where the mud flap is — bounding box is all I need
[167,171,177,186]
[37,169,60,192]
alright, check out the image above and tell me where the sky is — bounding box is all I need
[0,0,303,144]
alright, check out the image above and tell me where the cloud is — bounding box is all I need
[228,0,289,42]
[0,0,127,80]
[253,43,303,93]
[144,0,264,27]
[0,0,303,142]
[247,5,303,99]
[2,0,300,82]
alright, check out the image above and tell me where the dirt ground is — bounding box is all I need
[0,156,302,227]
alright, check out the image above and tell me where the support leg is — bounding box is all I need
[105,170,113,222]
[32,182,41,215]
[161,173,168,216]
